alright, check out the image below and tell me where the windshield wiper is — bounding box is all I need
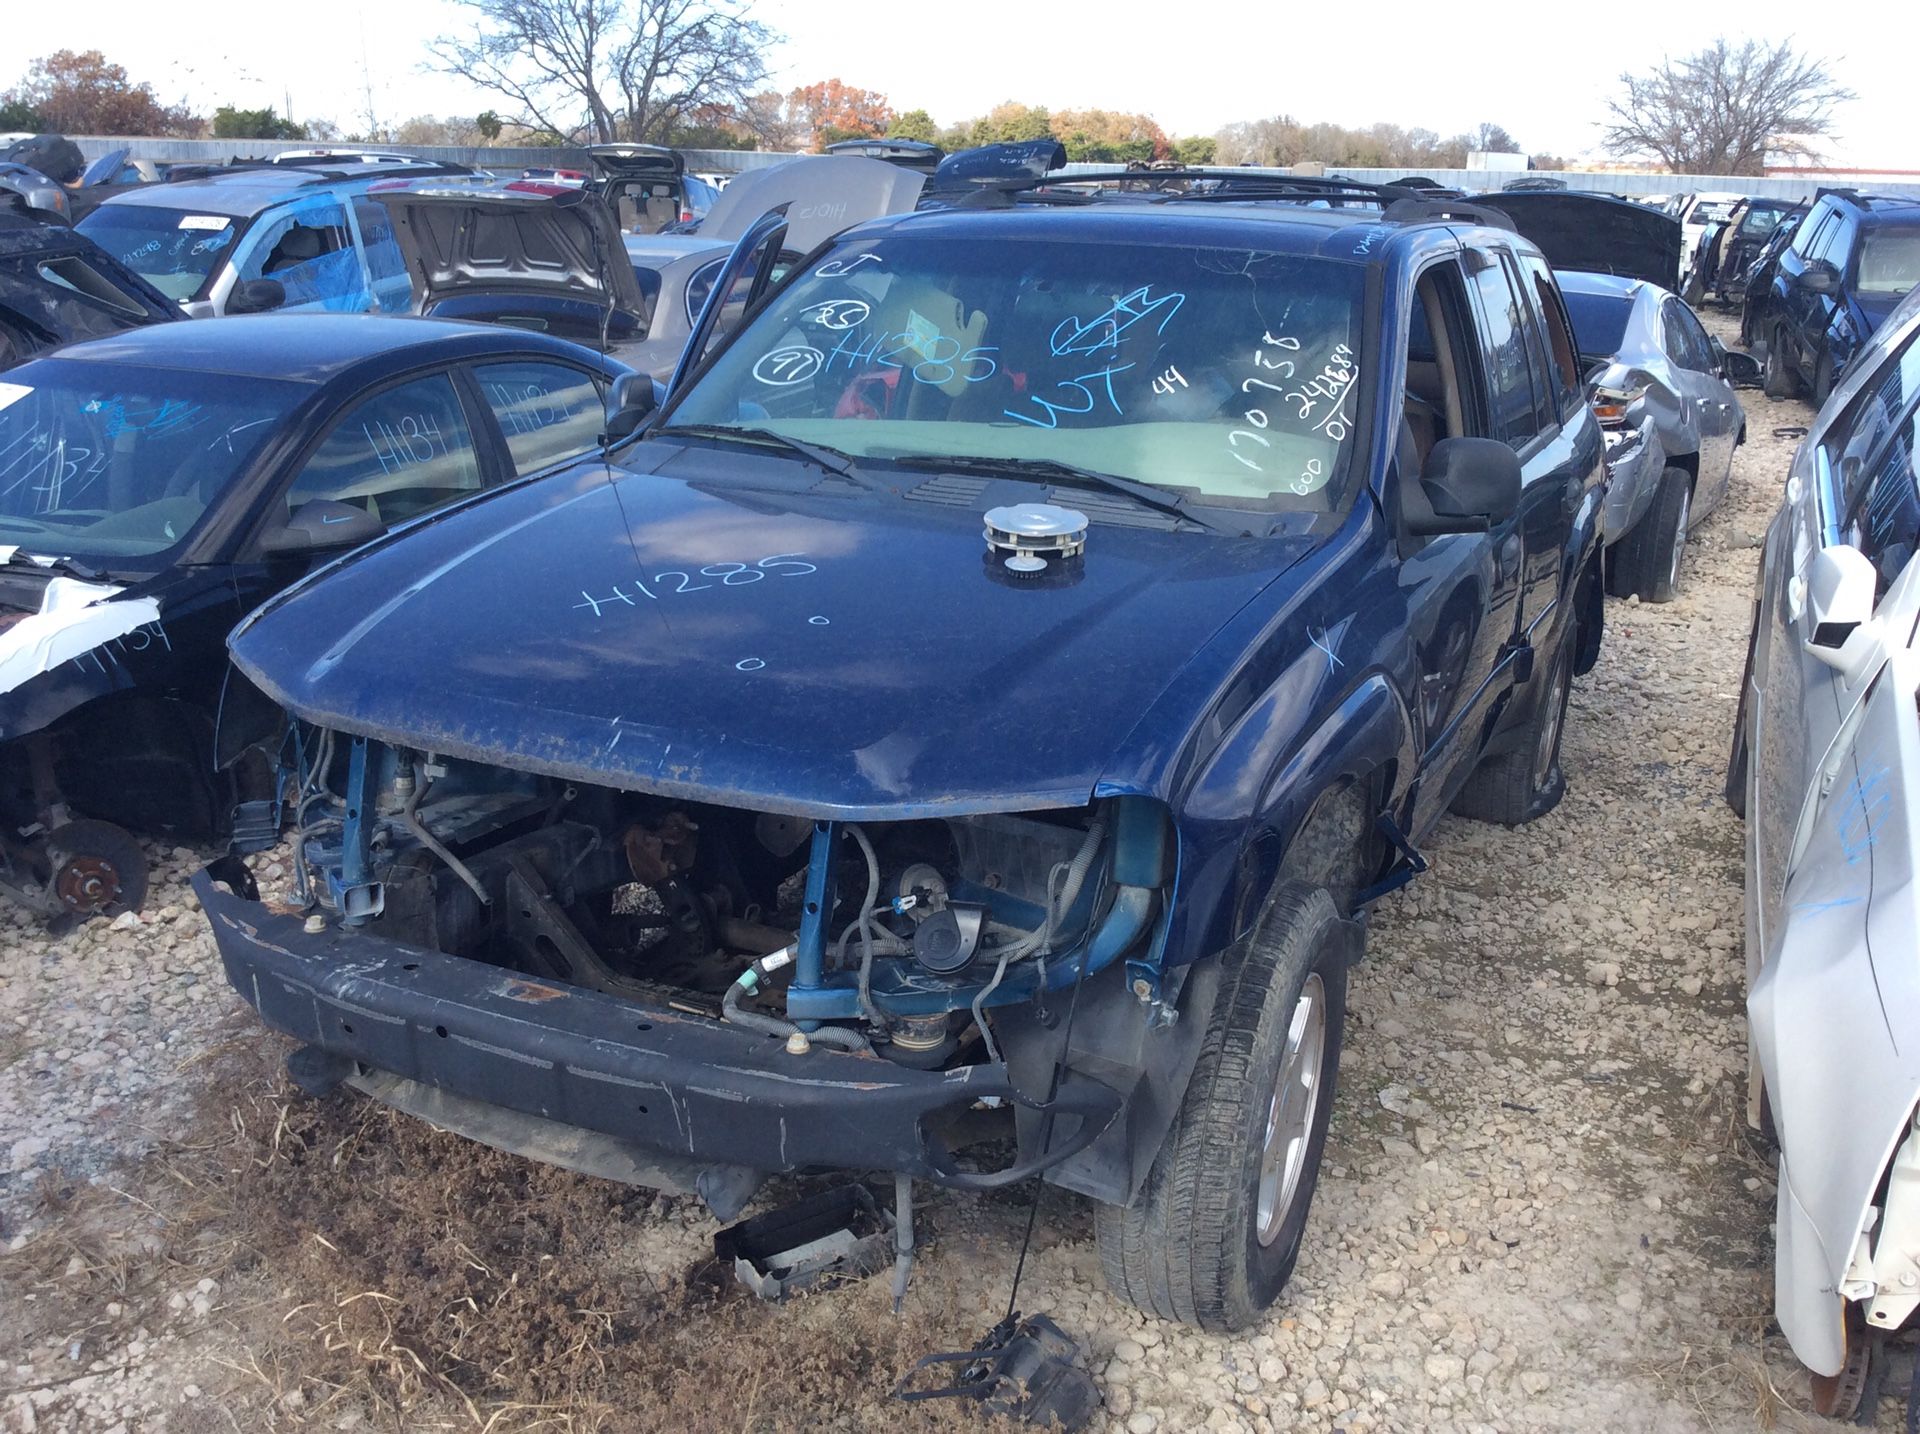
[0,549,102,582]
[886,453,1243,534]
[653,424,879,487]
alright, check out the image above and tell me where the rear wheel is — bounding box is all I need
[1613,467,1693,604]
[1450,626,1574,827]
[1811,353,1835,411]
[1095,883,1349,1330]
[1763,328,1800,399]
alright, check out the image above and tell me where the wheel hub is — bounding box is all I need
[1257,973,1328,1247]
[53,854,122,914]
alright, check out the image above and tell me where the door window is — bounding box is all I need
[1835,329,1920,590]
[1790,207,1835,259]
[352,196,412,313]
[1518,253,1583,417]
[1467,253,1546,449]
[234,201,362,310]
[474,362,606,475]
[285,374,483,526]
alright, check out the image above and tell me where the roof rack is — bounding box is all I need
[947,167,1506,218]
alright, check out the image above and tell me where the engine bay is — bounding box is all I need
[287,729,1171,1071]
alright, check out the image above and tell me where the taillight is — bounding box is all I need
[1591,383,1650,428]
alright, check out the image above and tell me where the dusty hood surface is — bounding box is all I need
[229,449,1306,817]
[372,186,652,316]
[697,156,925,252]
[1473,191,1683,289]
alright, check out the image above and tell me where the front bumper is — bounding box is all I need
[194,866,1122,1191]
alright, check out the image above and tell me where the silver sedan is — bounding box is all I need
[1559,270,1756,602]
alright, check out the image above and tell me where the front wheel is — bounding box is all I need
[1095,883,1349,1330]
[1613,467,1693,604]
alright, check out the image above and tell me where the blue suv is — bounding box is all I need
[74,160,475,320]
[1755,189,1920,406]
[195,178,1606,1329]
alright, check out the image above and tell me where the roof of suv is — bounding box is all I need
[1822,191,1920,220]
[98,163,460,218]
[844,199,1512,263]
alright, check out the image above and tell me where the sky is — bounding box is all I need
[11,0,1920,169]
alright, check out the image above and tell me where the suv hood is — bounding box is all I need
[697,156,924,251]
[1474,191,1682,289]
[229,451,1307,818]
[371,185,651,317]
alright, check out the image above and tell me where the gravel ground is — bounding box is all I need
[0,313,1875,1433]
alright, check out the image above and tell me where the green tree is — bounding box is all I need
[212,105,307,141]
[0,99,45,131]
[887,108,938,144]
[969,101,1051,145]
[1171,136,1216,165]
[475,110,503,140]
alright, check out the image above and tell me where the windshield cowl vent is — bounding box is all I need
[983,502,1089,576]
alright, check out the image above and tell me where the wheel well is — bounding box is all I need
[1668,449,1699,492]
[1265,770,1391,921]
[1574,550,1604,676]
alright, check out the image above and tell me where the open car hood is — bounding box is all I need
[585,144,683,180]
[228,450,1307,819]
[698,156,924,252]
[371,185,651,318]
[0,198,180,360]
[1473,191,1682,289]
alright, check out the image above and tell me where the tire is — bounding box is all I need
[1763,327,1799,399]
[1449,626,1574,827]
[44,819,149,918]
[1613,467,1692,605]
[1095,883,1349,1330]
[1811,352,1834,411]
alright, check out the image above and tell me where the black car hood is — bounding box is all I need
[1473,191,1682,289]
[372,185,652,318]
[229,451,1309,819]
[0,201,181,360]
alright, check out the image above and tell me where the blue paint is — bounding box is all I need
[790,821,837,1030]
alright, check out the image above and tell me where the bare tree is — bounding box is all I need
[430,0,775,144]
[1470,122,1519,154]
[1602,38,1854,175]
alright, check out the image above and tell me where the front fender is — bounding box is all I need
[1172,666,1415,967]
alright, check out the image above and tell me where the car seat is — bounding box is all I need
[264,225,326,274]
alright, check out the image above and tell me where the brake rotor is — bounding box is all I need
[1809,1306,1875,1419]
[53,854,122,914]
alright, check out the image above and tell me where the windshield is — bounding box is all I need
[1859,226,1920,298]
[1561,290,1634,360]
[0,359,298,564]
[75,205,241,302]
[1738,204,1793,238]
[666,234,1367,506]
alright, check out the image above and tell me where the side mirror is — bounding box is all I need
[1797,262,1838,296]
[227,277,287,315]
[1406,437,1523,535]
[1806,544,1878,674]
[601,371,657,444]
[1721,350,1763,387]
[260,499,383,555]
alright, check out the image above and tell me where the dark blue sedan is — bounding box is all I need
[0,315,629,919]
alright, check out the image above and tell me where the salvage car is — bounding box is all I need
[1752,189,1920,406]
[0,315,628,919]
[196,187,1606,1329]
[0,193,180,366]
[379,156,926,382]
[1685,196,1803,307]
[76,159,473,318]
[1557,271,1753,601]
[1724,281,1920,1417]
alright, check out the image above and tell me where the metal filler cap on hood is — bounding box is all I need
[983,503,1089,576]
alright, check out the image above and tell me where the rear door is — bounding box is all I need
[1463,244,1584,650]
[1663,298,1739,498]
[350,194,414,313]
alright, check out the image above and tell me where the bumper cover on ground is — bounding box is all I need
[193,868,1121,1189]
